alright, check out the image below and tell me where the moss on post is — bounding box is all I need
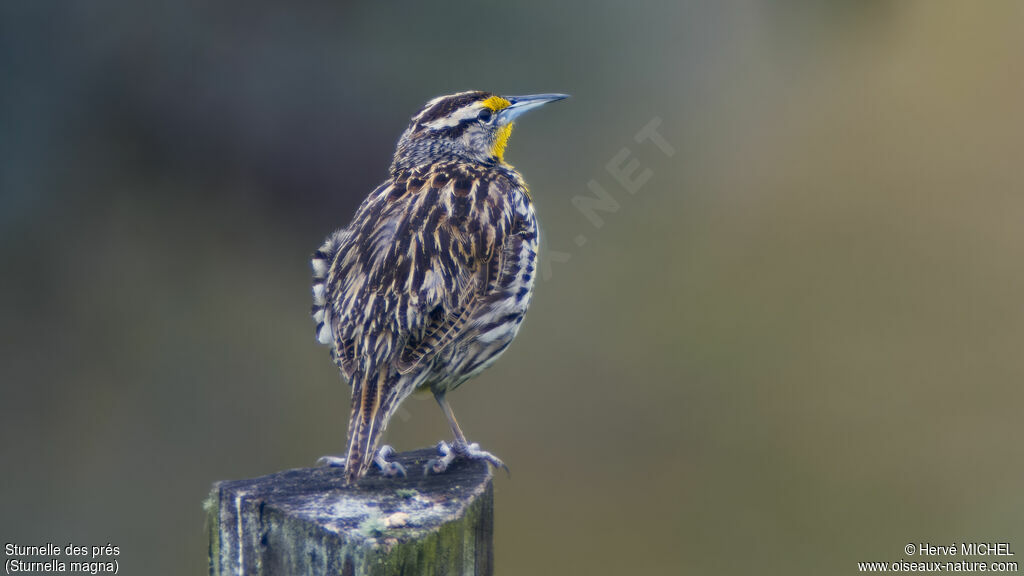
[207,448,494,576]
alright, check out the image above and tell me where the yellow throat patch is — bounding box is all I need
[492,123,514,162]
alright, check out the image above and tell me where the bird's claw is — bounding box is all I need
[374,444,407,478]
[424,440,509,476]
[424,441,457,475]
[317,445,406,478]
[317,455,347,467]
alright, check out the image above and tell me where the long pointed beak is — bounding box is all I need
[500,93,570,122]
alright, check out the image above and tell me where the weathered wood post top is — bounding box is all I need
[206,448,494,576]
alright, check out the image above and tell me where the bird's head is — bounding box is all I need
[390,91,568,173]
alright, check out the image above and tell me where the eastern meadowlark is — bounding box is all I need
[311,91,568,483]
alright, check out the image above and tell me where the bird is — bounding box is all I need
[311,91,568,484]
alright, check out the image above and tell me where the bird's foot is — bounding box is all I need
[316,445,407,478]
[425,440,509,476]
[317,455,347,467]
[373,444,407,478]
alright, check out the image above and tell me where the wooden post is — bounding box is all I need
[206,448,494,576]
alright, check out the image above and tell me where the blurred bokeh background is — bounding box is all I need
[2,1,1023,574]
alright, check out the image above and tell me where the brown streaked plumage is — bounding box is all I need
[312,91,568,483]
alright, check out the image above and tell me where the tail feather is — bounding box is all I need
[311,230,349,345]
[343,369,390,484]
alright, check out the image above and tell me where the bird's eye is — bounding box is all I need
[478,109,493,123]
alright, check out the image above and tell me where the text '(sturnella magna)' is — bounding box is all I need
[311,91,568,484]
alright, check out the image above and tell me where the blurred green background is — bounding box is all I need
[2,1,1023,574]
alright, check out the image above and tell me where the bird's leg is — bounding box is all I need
[317,445,406,478]
[425,391,509,475]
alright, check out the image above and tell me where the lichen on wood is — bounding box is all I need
[207,447,494,576]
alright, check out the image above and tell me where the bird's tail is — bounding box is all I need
[343,369,394,484]
[311,230,349,345]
